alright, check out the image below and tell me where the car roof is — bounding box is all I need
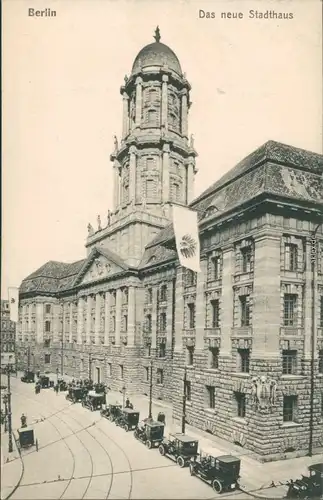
[171,433,198,443]
[123,408,138,414]
[217,455,241,463]
[309,463,323,472]
[146,420,164,427]
[18,426,33,433]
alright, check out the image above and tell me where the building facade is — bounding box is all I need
[1,300,16,369]
[16,30,323,460]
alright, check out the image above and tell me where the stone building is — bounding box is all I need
[16,30,323,459]
[1,300,16,369]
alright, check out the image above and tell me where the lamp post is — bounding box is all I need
[148,360,153,419]
[61,300,64,377]
[56,366,59,384]
[6,365,13,452]
[181,365,187,434]
[3,394,8,433]
[88,352,92,381]
[308,221,322,456]
[121,385,126,409]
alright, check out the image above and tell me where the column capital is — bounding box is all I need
[122,92,129,100]
[129,145,137,155]
[162,143,171,153]
[135,76,143,85]
[162,74,169,83]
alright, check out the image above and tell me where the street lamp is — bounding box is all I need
[56,367,59,384]
[181,365,187,434]
[308,221,322,457]
[148,360,153,419]
[3,394,8,433]
[121,385,126,409]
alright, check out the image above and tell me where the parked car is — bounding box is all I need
[66,386,86,403]
[82,392,106,411]
[286,463,323,498]
[134,418,165,449]
[190,452,241,493]
[115,408,140,431]
[38,375,50,388]
[101,403,122,422]
[17,426,37,450]
[21,371,35,383]
[158,433,199,467]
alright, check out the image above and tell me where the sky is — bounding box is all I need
[2,0,322,297]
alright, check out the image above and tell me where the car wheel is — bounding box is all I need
[159,444,166,456]
[124,424,129,432]
[109,415,114,422]
[177,456,185,468]
[134,430,138,440]
[146,440,152,449]
[212,480,223,493]
[189,463,196,476]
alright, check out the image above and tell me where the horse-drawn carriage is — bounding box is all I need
[134,418,165,449]
[82,391,106,411]
[115,408,140,431]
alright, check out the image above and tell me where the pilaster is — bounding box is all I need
[104,292,110,345]
[195,259,207,349]
[115,289,122,346]
[174,266,184,351]
[122,92,129,138]
[151,287,158,349]
[186,159,195,205]
[86,295,92,344]
[113,164,120,210]
[162,143,170,203]
[94,293,101,345]
[181,89,188,137]
[69,302,73,343]
[166,279,175,348]
[129,146,137,202]
[127,286,136,346]
[135,76,143,127]
[304,238,314,358]
[161,74,169,128]
[220,245,234,356]
[77,297,84,344]
[36,303,43,343]
[53,303,60,343]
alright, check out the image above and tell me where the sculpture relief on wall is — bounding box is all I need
[250,375,277,411]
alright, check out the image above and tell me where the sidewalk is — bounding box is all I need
[107,390,323,498]
[1,429,23,500]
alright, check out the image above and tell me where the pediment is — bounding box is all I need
[75,248,127,286]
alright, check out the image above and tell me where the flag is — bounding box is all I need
[173,205,201,272]
[8,287,19,322]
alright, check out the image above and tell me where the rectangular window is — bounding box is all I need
[108,363,112,377]
[160,285,167,302]
[145,314,152,333]
[211,256,221,280]
[145,345,151,357]
[158,343,166,358]
[147,288,153,304]
[111,315,116,332]
[45,304,51,314]
[320,296,323,328]
[44,339,50,348]
[119,364,124,379]
[146,179,155,199]
[238,348,250,373]
[45,321,51,333]
[187,346,194,366]
[188,303,196,329]
[159,312,167,332]
[185,381,191,402]
[144,366,149,381]
[284,243,298,271]
[284,294,297,326]
[283,395,297,422]
[44,354,51,364]
[123,314,128,332]
[282,350,297,375]
[156,368,163,385]
[235,392,246,418]
[211,299,220,328]
[209,347,219,369]
[240,296,250,327]
[186,270,196,287]
[241,247,252,273]
[318,350,323,374]
[206,386,215,409]
[147,109,157,124]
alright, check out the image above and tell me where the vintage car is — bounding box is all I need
[94,383,106,394]
[134,418,165,449]
[21,371,35,383]
[115,408,140,431]
[100,403,122,422]
[38,375,50,388]
[57,379,68,391]
[190,452,241,493]
[159,433,199,467]
[82,391,106,411]
[17,426,36,450]
[286,463,323,498]
[65,386,86,403]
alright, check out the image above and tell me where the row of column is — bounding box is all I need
[149,282,174,349]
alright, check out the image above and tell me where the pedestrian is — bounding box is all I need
[36,439,38,452]
[125,398,130,408]
[20,413,27,428]
[55,384,59,395]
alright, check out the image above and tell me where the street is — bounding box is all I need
[1,376,246,500]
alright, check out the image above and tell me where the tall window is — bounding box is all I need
[282,350,297,375]
[211,256,221,280]
[241,246,252,273]
[147,288,153,304]
[284,294,297,326]
[188,303,196,329]
[146,179,155,198]
[318,350,323,374]
[148,89,157,103]
[209,347,219,369]
[145,314,152,333]
[235,392,246,418]
[157,368,164,385]
[45,320,51,333]
[320,296,323,327]
[186,270,196,287]
[159,312,167,332]
[44,354,51,364]
[158,342,166,358]
[108,363,112,377]
[146,158,155,170]
[283,396,297,422]
[240,296,250,326]
[185,381,191,402]
[187,346,194,366]
[123,314,128,332]
[111,315,116,332]
[206,386,215,409]
[144,366,149,381]
[284,243,298,271]
[44,339,50,348]
[147,109,157,125]
[45,304,51,314]
[119,364,124,379]
[160,285,167,302]
[211,300,220,328]
[238,349,250,373]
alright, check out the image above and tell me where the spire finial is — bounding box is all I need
[154,26,161,43]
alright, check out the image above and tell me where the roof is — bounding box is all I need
[141,140,323,255]
[217,455,241,463]
[132,41,182,75]
[308,463,323,472]
[122,408,139,414]
[171,433,198,443]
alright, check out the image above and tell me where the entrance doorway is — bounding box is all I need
[95,367,100,384]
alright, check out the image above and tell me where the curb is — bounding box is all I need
[2,433,24,500]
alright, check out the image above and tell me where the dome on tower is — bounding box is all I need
[131,27,182,76]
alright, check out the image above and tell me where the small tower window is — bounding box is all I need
[172,182,181,202]
[146,158,155,170]
[148,88,157,103]
[146,179,155,199]
[147,109,157,125]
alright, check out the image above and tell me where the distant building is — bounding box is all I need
[16,29,323,460]
[1,299,16,368]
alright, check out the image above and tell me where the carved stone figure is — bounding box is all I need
[105,263,111,274]
[97,215,102,231]
[95,258,103,275]
[190,134,194,148]
[154,26,161,43]
[113,135,118,152]
[251,375,277,410]
[87,223,94,236]
[124,75,128,84]
[107,210,112,226]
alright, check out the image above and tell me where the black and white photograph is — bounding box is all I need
[1,0,323,498]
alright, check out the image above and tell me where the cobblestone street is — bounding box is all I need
[2,374,322,499]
